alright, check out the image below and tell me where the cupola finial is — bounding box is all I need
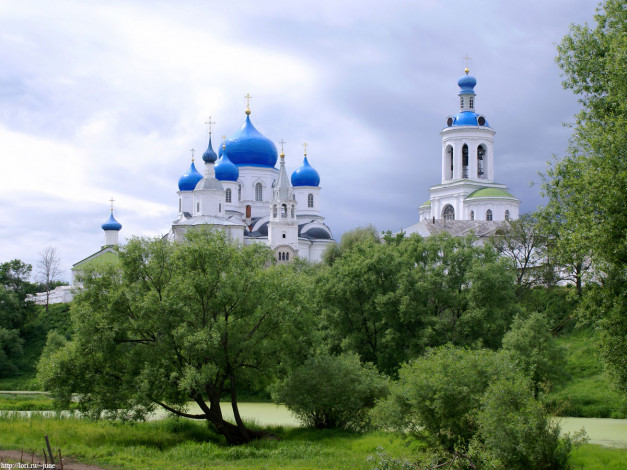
[190,148,195,162]
[244,93,252,115]
[222,134,227,150]
[303,142,308,157]
[279,139,286,158]
[109,197,115,213]
[205,116,215,135]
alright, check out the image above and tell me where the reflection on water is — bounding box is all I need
[558,417,627,449]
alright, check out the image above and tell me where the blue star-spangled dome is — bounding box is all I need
[202,135,218,163]
[178,161,203,191]
[215,150,239,182]
[225,114,278,167]
[101,212,122,231]
[458,72,477,95]
[291,156,320,187]
[449,111,490,127]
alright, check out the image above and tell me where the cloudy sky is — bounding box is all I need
[0,0,599,281]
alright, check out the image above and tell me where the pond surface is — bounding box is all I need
[558,417,627,448]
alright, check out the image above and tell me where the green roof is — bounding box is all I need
[465,188,516,200]
[420,200,431,207]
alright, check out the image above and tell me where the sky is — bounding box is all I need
[0,0,599,282]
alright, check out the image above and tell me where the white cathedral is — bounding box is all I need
[74,68,521,282]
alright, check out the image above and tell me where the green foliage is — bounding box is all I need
[546,0,627,391]
[0,392,76,411]
[0,327,23,377]
[502,312,567,397]
[319,232,520,375]
[477,376,573,469]
[373,346,513,450]
[517,287,578,334]
[37,229,309,445]
[271,352,388,430]
[545,329,627,418]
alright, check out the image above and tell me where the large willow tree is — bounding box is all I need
[39,229,307,444]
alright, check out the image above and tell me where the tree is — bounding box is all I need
[37,247,62,312]
[490,213,550,294]
[271,351,388,430]
[546,0,627,390]
[502,312,567,397]
[38,230,306,445]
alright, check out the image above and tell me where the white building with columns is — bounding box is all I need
[405,69,519,238]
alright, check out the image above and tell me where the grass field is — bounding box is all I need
[546,329,627,418]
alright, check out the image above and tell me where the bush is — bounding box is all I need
[477,376,572,469]
[272,352,388,430]
[374,345,578,469]
[502,312,567,397]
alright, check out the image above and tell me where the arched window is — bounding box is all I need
[238,185,242,201]
[281,204,287,217]
[245,205,251,218]
[272,205,277,218]
[255,183,263,201]
[462,144,469,178]
[225,188,231,203]
[308,193,314,208]
[446,145,454,180]
[486,209,493,221]
[286,253,289,261]
[196,202,200,213]
[470,210,475,221]
[219,203,221,213]
[291,205,295,218]
[505,210,510,221]
[443,204,455,221]
[477,145,485,178]
[179,198,182,212]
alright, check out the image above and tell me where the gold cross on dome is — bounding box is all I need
[463,54,472,72]
[279,139,286,153]
[109,197,115,212]
[244,93,252,114]
[190,148,195,161]
[205,116,215,135]
[303,142,308,156]
[222,134,227,149]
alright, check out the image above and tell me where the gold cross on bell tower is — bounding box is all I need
[109,197,115,213]
[463,54,472,74]
[244,93,252,115]
[222,134,227,149]
[303,142,308,156]
[190,148,195,161]
[279,139,286,157]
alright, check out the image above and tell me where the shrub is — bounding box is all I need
[272,352,388,430]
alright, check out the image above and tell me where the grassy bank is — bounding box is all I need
[546,329,627,418]
[0,415,624,469]
[0,415,425,469]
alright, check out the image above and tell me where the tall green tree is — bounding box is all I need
[546,0,627,390]
[38,230,306,445]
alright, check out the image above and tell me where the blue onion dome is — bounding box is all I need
[101,212,122,231]
[178,160,203,191]
[215,150,239,181]
[291,156,320,187]
[225,114,278,167]
[458,68,477,95]
[202,135,218,163]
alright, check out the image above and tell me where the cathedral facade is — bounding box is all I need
[169,105,334,263]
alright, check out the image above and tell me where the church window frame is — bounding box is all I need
[446,145,454,180]
[281,204,287,218]
[469,97,474,109]
[486,209,493,221]
[443,204,455,221]
[505,210,510,222]
[238,185,242,201]
[219,203,221,213]
[255,183,263,202]
[291,205,295,218]
[179,198,182,212]
[462,144,469,178]
[196,202,200,213]
[273,205,277,218]
[470,210,475,221]
[460,97,464,109]
[308,193,314,208]
[225,188,231,203]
